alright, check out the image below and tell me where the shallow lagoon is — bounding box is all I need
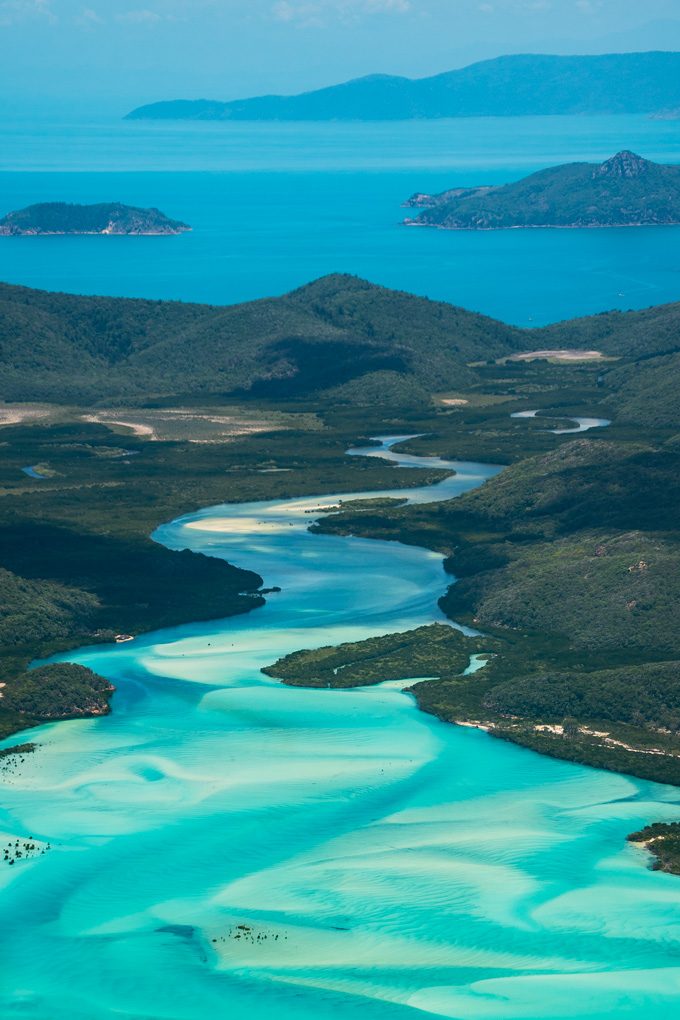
[1,441,679,1019]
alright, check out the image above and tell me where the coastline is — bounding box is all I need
[0,588,266,749]
[0,435,451,749]
[405,219,680,231]
[0,230,189,237]
[627,823,680,874]
[3,434,678,877]
[3,430,680,1016]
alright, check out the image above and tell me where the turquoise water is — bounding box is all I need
[0,114,679,324]
[510,411,612,434]
[1,441,679,1019]
[2,112,680,1016]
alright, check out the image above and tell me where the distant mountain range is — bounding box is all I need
[405,151,680,229]
[0,203,190,236]
[126,52,680,122]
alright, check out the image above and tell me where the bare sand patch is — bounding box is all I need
[80,407,320,443]
[185,517,299,534]
[0,405,53,427]
[82,415,157,438]
[436,391,517,408]
[509,349,605,363]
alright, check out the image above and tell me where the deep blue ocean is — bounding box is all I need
[0,113,678,324]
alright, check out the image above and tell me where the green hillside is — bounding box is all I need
[0,275,524,404]
[2,273,680,417]
[408,151,680,229]
[538,298,680,359]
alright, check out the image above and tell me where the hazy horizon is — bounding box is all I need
[1,1,680,117]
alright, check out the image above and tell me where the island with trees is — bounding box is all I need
[405,151,680,230]
[0,202,190,236]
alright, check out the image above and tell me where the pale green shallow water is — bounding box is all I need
[1,440,679,1019]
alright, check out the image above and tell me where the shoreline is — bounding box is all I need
[0,439,451,749]
[627,823,680,875]
[0,230,189,237]
[405,219,680,231]
[3,435,677,877]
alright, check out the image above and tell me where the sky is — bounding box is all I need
[2,0,680,114]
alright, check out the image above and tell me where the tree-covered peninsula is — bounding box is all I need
[264,625,490,688]
[0,202,190,236]
[628,823,680,874]
[406,151,680,229]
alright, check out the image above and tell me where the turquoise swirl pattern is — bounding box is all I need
[0,440,678,1019]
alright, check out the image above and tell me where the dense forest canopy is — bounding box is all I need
[1,274,679,428]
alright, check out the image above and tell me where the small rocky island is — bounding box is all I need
[405,151,680,230]
[0,202,190,236]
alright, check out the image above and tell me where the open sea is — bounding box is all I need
[0,113,678,324]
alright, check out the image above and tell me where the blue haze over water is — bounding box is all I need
[1,116,680,1017]
[0,113,678,324]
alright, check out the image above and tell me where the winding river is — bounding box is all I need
[510,410,612,434]
[1,439,679,1019]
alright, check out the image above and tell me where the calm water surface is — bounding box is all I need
[1,441,679,1019]
[0,114,678,324]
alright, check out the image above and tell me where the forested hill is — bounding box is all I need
[0,203,189,236]
[406,151,680,229]
[126,52,680,122]
[1,274,680,414]
[0,275,524,404]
